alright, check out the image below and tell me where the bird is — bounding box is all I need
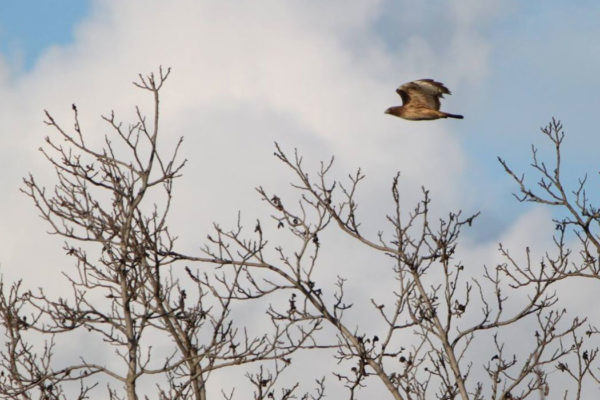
[385,79,463,120]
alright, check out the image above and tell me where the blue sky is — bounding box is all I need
[1,1,600,397]
[0,1,91,71]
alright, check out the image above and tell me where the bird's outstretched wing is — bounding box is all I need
[396,79,451,110]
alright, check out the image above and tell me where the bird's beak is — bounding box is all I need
[384,108,391,114]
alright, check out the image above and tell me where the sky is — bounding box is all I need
[0,1,90,71]
[1,0,600,398]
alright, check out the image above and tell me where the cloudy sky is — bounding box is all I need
[1,0,600,397]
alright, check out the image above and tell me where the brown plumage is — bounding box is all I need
[385,79,463,120]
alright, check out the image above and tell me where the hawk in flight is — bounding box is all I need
[385,79,463,120]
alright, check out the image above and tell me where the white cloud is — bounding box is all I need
[0,0,496,271]
[0,0,550,397]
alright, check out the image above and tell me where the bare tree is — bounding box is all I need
[1,68,319,400]
[172,140,590,400]
[499,118,600,399]
[1,70,597,400]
